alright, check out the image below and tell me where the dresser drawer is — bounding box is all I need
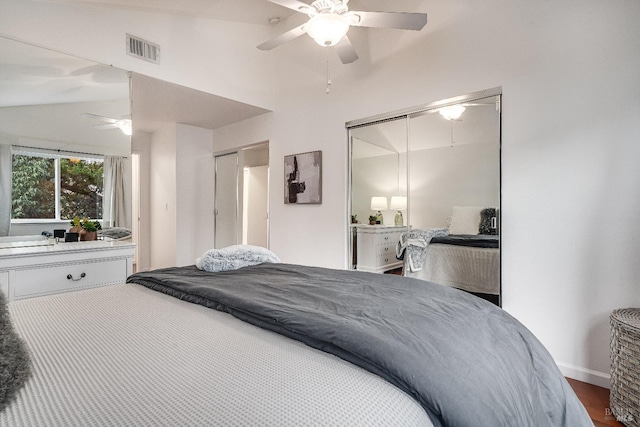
[376,246,396,266]
[13,258,127,299]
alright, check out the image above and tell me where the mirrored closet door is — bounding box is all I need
[348,88,501,305]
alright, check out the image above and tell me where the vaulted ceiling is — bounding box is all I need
[2,0,440,148]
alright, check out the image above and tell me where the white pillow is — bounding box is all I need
[449,206,483,235]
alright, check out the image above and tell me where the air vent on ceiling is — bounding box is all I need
[126,34,160,64]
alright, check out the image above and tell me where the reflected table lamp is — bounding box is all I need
[390,196,407,226]
[370,196,388,224]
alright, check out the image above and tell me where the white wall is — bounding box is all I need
[244,165,269,247]
[352,142,499,229]
[175,124,214,266]
[132,132,151,272]
[409,142,500,229]
[213,0,640,387]
[149,123,177,269]
[351,153,404,225]
[3,0,640,388]
[147,123,215,268]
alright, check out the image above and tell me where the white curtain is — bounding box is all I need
[0,144,11,236]
[103,156,128,229]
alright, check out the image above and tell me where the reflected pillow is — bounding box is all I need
[449,206,483,235]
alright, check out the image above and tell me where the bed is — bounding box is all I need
[404,234,500,297]
[1,261,590,426]
[400,206,501,302]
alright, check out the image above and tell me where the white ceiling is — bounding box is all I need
[351,98,500,159]
[37,0,439,67]
[1,0,438,152]
[0,36,129,108]
[37,0,298,25]
[0,34,271,152]
[130,73,270,134]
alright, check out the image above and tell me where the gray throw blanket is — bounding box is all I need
[128,264,591,427]
[396,228,449,273]
[195,245,280,272]
[0,292,31,412]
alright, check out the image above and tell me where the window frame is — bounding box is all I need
[10,148,105,224]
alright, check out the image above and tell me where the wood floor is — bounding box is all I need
[567,378,625,426]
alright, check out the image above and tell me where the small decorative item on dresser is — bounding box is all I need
[369,216,377,226]
[390,196,407,227]
[69,217,102,241]
[610,308,640,425]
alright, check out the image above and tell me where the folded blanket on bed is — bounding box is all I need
[396,228,449,273]
[196,245,280,272]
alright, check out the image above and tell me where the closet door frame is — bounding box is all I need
[346,87,502,301]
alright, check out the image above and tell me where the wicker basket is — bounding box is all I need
[610,308,640,426]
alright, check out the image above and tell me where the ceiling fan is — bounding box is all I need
[257,0,428,64]
[81,113,132,136]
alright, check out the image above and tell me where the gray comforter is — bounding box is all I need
[127,264,591,427]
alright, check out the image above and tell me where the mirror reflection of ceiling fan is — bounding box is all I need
[432,99,497,121]
[257,0,428,64]
[81,113,132,136]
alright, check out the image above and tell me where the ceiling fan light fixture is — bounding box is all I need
[117,119,132,136]
[439,104,466,121]
[306,13,350,47]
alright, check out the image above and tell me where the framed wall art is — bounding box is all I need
[284,150,322,204]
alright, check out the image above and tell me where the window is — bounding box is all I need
[11,150,104,221]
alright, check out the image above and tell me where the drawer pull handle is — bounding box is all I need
[67,273,86,281]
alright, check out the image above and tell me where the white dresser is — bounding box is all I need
[0,240,135,301]
[355,225,407,273]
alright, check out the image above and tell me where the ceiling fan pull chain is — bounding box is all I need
[326,54,332,94]
[450,121,455,147]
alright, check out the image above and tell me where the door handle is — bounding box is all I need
[67,273,86,282]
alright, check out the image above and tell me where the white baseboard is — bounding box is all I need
[557,361,610,389]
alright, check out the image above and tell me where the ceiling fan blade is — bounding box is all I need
[94,123,119,130]
[334,36,359,64]
[350,11,428,31]
[262,0,312,13]
[257,23,307,51]
[80,112,118,123]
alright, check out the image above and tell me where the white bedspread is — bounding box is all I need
[406,244,500,295]
[1,284,432,427]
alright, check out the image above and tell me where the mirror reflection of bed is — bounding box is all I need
[348,89,501,305]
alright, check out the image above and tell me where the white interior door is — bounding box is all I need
[214,152,238,248]
[243,165,269,247]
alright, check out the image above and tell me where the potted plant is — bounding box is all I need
[369,215,377,225]
[70,217,102,241]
